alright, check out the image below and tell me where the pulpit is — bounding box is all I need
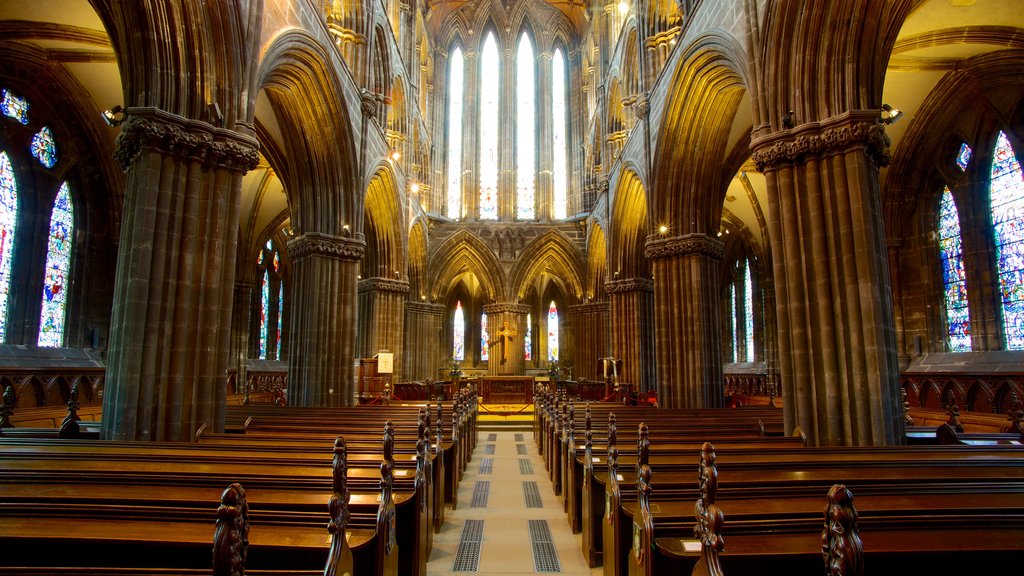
[479,375,536,404]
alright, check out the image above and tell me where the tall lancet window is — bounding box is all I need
[481,313,489,361]
[479,31,500,220]
[446,47,464,219]
[0,152,18,341]
[743,261,755,362]
[516,33,536,219]
[990,131,1024,350]
[259,268,269,359]
[547,301,559,361]
[453,301,466,361]
[939,185,971,351]
[38,182,73,347]
[730,283,738,362]
[524,313,532,361]
[552,48,568,220]
[274,252,283,360]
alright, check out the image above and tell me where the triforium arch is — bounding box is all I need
[257,30,365,408]
[607,168,655,392]
[751,1,915,445]
[427,229,506,304]
[358,165,409,379]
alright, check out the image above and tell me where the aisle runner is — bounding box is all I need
[425,431,598,576]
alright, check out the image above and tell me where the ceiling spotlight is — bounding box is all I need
[881,104,903,125]
[102,105,126,127]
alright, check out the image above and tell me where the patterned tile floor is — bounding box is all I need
[426,431,601,576]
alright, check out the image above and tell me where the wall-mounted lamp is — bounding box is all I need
[390,148,401,162]
[880,104,903,125]
[617,0,629,14]
[342,224,351,237]
[102,105,127,127]
[658,225,668,235]
[410,182,420,194]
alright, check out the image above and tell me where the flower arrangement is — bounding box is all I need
[448,357,463,379]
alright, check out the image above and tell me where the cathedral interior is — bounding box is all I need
[0,0,1022,449]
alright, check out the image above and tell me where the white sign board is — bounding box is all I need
[376,352,394,374]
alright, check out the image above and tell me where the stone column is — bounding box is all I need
[230,280,255,394]
[286,232,365,407]
[569,301,610,380]
[404,301,445,381]
[357,278,410,381]
[605,278,656,392]
[645,234,725,408]
[482,303,530,375]
[102,107,259,442]
[752,111,903,446]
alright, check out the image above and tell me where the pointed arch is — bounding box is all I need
[508,230,585,302]
[363,164,405,279]
[427,229,506,301]
[609,168,650,280]
[587,223,608,301]
[407,219,428,301]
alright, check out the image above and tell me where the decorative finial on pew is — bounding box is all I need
[693,442,724,576]
[607,413,618,472]
[1007,392,1024,435]
[636,423,650,473]
[768,382,777,409]
[901,387,913,425]
[379,420,398,558]
[325,437,352,576]
[0,384,16,429]
[822,484,863,576]
[942,389,964,433]
[213,483,249,576]
[59,382,82,438]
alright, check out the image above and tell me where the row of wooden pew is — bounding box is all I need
[533,387,1024,576]
[0,385,480,575]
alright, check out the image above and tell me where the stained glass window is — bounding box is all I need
[0,152,17,341]
[273,251,280,273]
[956,142,972,172]
[446,47,464,219]
[31,127,57,169]
[990,131,1024,350]
[744,261,755,362]
[259,270,269,359]
[524,312,532,361]
[547,301,559,362]
[38,182,73,347]
[479,32,500,220]
[552,48,568,220]
[1,89,28,125]
[481,313,489,361]
[730,283,737,362]
[516,33,536,220]
[453,300,465,361]
[276,282,283,360]
[938,185,971,351]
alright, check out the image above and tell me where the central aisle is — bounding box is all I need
[426,430,600,575]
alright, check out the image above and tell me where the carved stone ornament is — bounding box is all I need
[361,89,379,118]
[287,232,366,262]
[604,277,654,294]
[404,301,445,315]
[482,302,531,315]
[751,113,891,173]
[644,233,724,261]
[358,277,411,293]
[568,301,610,315]
[633,93,650,120]
[114,107,260,173]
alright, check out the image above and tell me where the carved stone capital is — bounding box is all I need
[482,303,531,315]
[287,232,365,262]
[404,301,445,315]
[604,278,654,294]
[644,233,724,261]
[633,93,650,120]
[361,89,379,118]
[358,277,410,294]
[114,107,260,173]
[751,112,891,172]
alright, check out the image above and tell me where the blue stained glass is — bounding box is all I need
[744,261,755,362]
[446,47,464,219]
[479,32,500,220]
[516,34,536,219]
[273,251,280,273]
[0,152,18,341]
[481,313,489,361]
[259,270,268,359]
[1,89,29,125]
[38,183,73,347]
[31,127,57,169]
[552,49,568,220]
[990,131,1024,350]
[453,301,465,361]
[547,301,559,362]
[524,313,532,361]
[730,283,737,362]
[939,185,971,351]
[956,142,972,172]
[276,282,283,360]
